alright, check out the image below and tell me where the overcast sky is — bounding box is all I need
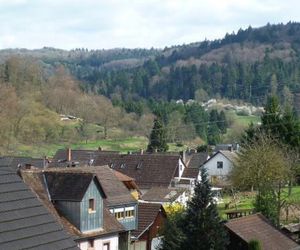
[0,0,299,50]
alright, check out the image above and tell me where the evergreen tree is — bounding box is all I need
[218,110,228,134]
[261,95,281,136]
[180,168,228,250]
[147,118,169,152]
[159,210,186,250]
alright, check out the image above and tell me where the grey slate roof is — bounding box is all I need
[45,172,104,201]
[0,156,46,170]
[0,165,78,250]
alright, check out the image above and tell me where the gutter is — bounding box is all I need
[42,171,52,201]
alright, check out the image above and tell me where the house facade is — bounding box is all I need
[200,150,237,185]
[20,167,136,250]
[130,203,167,250]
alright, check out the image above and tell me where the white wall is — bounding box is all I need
[130,241,147,250]
[79,234,119,250]
[201,153,233,180]
[178,159,185,178]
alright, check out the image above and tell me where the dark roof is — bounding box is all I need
[93,154,181,189]
[225,214,300,250]
[44,166,136,206]
[184,152,208,168]
[0,156,45,170]
[0,165,78,250]
[20,169,125,240]
[181,167,199,179]
[141,187,186,203]
[45,172,100,201]
[132,203,166,238]
[51,149,119,167]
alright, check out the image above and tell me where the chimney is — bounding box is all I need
[67,148,71,161]
[98,146,102,151]
[140,149,144,155]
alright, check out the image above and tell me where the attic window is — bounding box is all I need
[125,210,135,218]
[121,163,126,169]
[88,199,96,213]
[115,211,124,220]
[217,161,223,169]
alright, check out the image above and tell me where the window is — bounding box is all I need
[103,242,110,250]
[115,211,124,220]
[88,239,94,250]
[125,210,135,218]
[217,161,223,169]
[121,163,126,169]
[88,199,95,213]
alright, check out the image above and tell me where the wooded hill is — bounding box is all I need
[2,22,300,155]
[2,22,300,110]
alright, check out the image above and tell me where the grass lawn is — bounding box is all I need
[217,186,300,220]
[12,136,149,157]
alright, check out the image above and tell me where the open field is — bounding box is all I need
[9,136,148,157]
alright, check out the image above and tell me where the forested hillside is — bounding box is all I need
[2,22,300,109]
[74,22,299,109]
[2,22,300,155]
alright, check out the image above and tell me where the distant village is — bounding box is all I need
[1,143,299,250]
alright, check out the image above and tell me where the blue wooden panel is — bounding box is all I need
[119,217,136,231]
[80,179,103,232]
[56,201,80,229]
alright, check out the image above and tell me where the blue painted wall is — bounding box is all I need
[110,204,138,231]
[56,178,103,232]
[80,179,103,232]
[56,200,80,229]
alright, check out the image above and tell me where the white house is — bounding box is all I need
[200,150,237,185]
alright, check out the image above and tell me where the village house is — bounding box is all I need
[52,148,187,194]
[0,164,79,249]
[20,165,139,250]
[225,213,300,250]
[130,203,167,250]
[200,150,237,185]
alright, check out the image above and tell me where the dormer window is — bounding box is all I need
[125,210,135,218]
[110,163,115,169]
[115,211,124,220]
[120,163,126,169]
[88,199,95,213]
